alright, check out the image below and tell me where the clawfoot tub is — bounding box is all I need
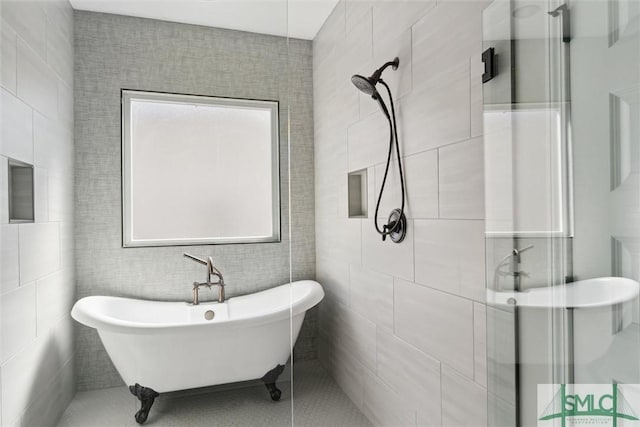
[71,280,324,424]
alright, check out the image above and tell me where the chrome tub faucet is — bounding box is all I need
[184,253,226,304]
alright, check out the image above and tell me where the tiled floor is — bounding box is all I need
[57,360,372,427]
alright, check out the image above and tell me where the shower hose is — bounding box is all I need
[374,79,406,240]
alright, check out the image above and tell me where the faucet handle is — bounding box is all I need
[184,253,207,265]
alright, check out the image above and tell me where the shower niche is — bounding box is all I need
[347,169,368,218]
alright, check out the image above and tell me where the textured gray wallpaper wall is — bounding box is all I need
[74,11,315,391]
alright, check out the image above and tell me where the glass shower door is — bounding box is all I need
[482,0,640,426]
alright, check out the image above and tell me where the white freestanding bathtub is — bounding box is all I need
[71,280,324,424]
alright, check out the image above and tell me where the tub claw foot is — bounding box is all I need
[265,382,282,401]
[129,383,159,425]
[261,364,285,401]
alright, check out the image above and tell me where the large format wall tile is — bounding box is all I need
[36,270,74,336]
[316,254,350,305]
[377,328,441,426]
[399,62,471,156]
[1,282,36,363]
[16,39,58,119]
[394,278,474,378]
[442,364,488,427]
[34,167,49,222]
[412,0,485,90]
[374,149,438,220]
[363,372,417,427]
[1,22,17,94]
[362,219,414,281]
[319,301,377,372]
[439,137,485,219]
[0,225,19,294]
[33,111,73,172]
[348,111,390,171]
[373,29,412,99]
[372,0,435,49]
[319,331,366,409]
[414,219,485,302]
[474,302,488,387]
[1,88,33,163]
[0,1,47,58]
[349,264,394,329]
[1,317,74,426]
[18,223,60,284]
[46,18,74,85]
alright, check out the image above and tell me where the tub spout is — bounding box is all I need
[184,253,226,304]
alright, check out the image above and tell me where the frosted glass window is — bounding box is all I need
[122,90,280,247]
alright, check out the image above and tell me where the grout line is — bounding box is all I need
[406,270,484,305]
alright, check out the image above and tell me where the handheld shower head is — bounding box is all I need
[351,58,399,119]
[350,57,399,99]
[351,74,377,97]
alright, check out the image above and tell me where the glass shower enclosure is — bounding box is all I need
[483,0,640,425]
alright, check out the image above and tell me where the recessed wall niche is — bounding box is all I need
[348,169,368,218]
[8,158,34,223]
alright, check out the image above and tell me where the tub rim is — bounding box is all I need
[71,280,324,335]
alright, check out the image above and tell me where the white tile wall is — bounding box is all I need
[362,372,417,427]
[316,255,350,305]
[1,87,33,163]
[1,22,17,94]
[0,225,19,293]
[1,283,36,363]
[438,137,485,219]
[0,1,47,59]
[347,111,390,172]
[372,0,435,49]
[414,219,485,301]
[412,0,484,90]
[441,364,488,427]
[373,29,412,99]
[16,38,59,119]
[376,328,441,426]
[18,223,60,284]
[34,110,73,171]
[34,167,49,222]
[319,330,367,409]
[0,0,75,425]
[1,316,74,425]
[36,270,74,336]
[474,302,488,387]
[362,218,415,281]
[349,264,394,329]
[374,149,439,219]
[315,1,489,425]
[319,300,377,373]
[399,62,471,156]
[394,278,475,378]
